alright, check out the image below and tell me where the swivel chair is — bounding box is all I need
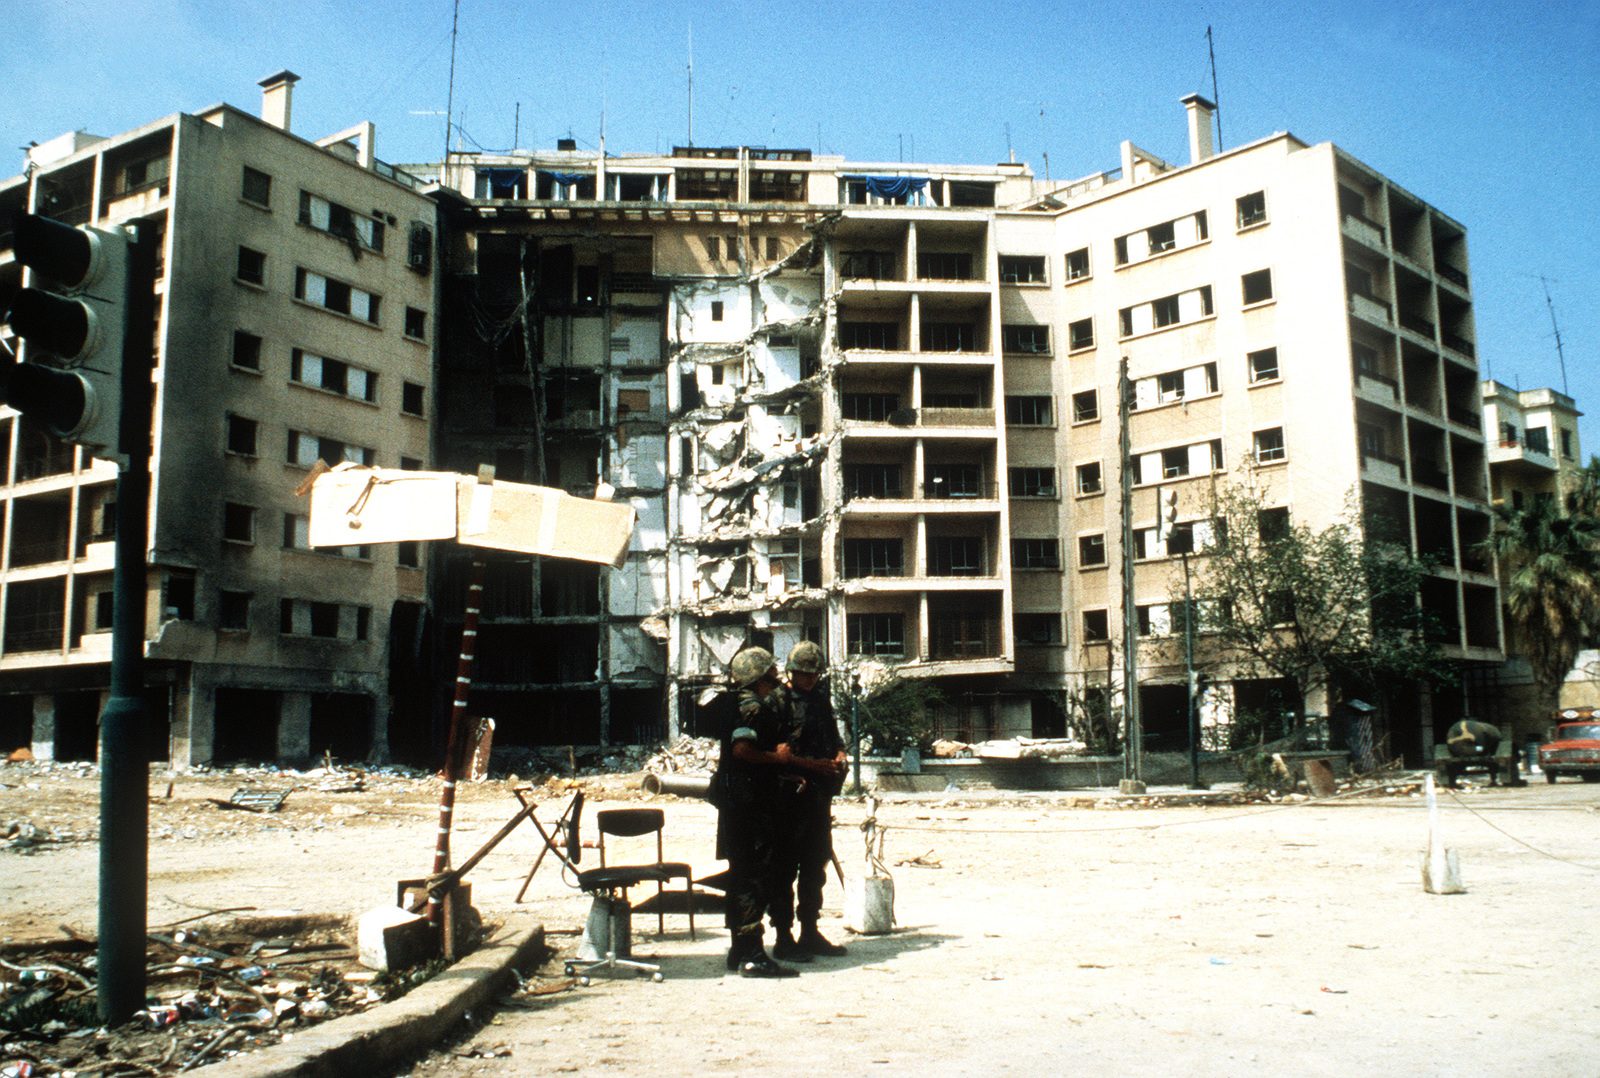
[563,798,669,985]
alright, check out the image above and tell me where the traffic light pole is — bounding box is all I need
[98,221,157,1024]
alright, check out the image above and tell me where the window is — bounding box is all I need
[1162,447,1191,479]
[1254,427,1287,463]
[1075,462,1103,495]
[841,250,896,280]
[291,349,377,402]
[765,236,781,260]
[241,166,272,208]
[294,268,381,324]
[1077,533,1107,567]
[1237,190,1267,229]
[843,538,904,578]
[287,430,375,468]
[401,456,423,471]
[1242,269,1274,305]
[218,590,251,632]
[231,331,262,371]
[1004,396,1053,426]
[702,235,721,261]
[1120,286,1213,336]
[225,414,257,456]
[398,541,421,568]
[1068,318,1095,352]
[402,381,426,417]
[999,255,1046,284]
[1011,538,1060,570]
[1001,324,1051,355]
[921,322,977,352]
[1561,428,1575,460]
[1147,220,1176,254]
[1525,426,1551,455]
[847,613,905,657]
[1071,390,1099,423]
[404,307,427,339]
[1136,603,1173,637]
[711,301,725,321]
[928,536,984,576]
[1009,467,1057,498]
[1152,295,1181,328]
[236,247,266,286]
[926,463,983,499]
[840,321,899,350]
[1258,507,1290,543]
[298,191,385,252]
[843,393,900,421]
[1248,347,1280,383]
[1015,613,1062,645]
[222,502,255,544]
[283,512,311,550]
[1265,590,1295,625]
[1064,247,1090,282]
[280,599,344,639]
[1082,609,1109,642]
[844,463,902,500]
[917,251,973,280]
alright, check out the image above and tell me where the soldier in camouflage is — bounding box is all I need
[707,646,801,978]
[768,640,850,960]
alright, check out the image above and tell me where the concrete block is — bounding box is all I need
[358,906,435,972]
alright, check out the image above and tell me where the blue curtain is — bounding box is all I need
[852,175,928,200]
[483,168,523,196]
[543,171,589,187]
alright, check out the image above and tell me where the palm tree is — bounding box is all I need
[1487,460,1600,738]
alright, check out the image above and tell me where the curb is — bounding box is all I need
[196,915,546,1077]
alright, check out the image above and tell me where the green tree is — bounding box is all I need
[1190,478,1447,726]
[1485,458,1600,735]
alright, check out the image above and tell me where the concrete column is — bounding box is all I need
[170,667,215,769]
[32,694,56,762]
[280,692,312,767]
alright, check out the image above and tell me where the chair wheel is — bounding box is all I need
[564,963,575,976]
[578,976,591,987]
[651,972,664,983]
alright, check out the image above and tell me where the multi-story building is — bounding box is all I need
[424,95,1501,763]
[0,73,438,766]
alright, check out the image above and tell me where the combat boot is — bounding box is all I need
[798,923,848,957]
[738,946,800,979]
[770,926,814,963]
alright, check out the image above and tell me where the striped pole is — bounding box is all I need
[430,557,486,927]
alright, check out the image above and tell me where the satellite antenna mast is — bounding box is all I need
[1539,275,1570,395]
[444,0,461,160]
[686,24,695,147]
[1206,25,1223,150]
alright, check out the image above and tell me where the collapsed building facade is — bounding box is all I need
[425,95,1505,763]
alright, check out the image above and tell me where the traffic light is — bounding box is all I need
[1,214,130,458]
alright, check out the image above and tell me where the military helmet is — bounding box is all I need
[731,646,777,689]
[787,640,825,675]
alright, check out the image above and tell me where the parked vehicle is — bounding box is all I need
[1538,710,1600,783]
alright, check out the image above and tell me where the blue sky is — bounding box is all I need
[8,0,1599,450]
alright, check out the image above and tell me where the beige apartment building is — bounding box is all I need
[423,96,1500,762]
[0,74,437,766]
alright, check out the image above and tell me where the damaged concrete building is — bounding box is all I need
[424,95,1502,763]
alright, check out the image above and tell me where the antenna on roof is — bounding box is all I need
[444,0,461,161]
[513,102,520,149]
[1005,122,1013,163]
[1538,275,1570,396]
[1206,25,1223,150]
[686,23,695,147]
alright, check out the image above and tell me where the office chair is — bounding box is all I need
[593,807,698,939]
[563,798,669,985]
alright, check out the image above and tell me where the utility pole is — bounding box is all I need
[849,671,863,796]
[1163,490,1206,790]
[1118,357,1144,792]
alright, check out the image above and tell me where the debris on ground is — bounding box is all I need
[0,916,467,1076]
[208,789,293,813]
[642,737,719,775]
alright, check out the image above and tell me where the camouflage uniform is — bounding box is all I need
[768,679,844,933]
[712,684,793,944]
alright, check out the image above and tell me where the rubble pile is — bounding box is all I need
[642,737,719,775]
[489,744,655,780]
[0,921,441,1076]
[1,821,78,854]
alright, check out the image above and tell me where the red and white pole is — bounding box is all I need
[430,557,486,927]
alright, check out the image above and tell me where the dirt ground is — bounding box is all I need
[4,763,1599,1076]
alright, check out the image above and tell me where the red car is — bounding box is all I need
[1538,711,1600,783]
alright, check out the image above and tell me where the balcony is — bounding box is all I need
[1348,291,1392,326]
[1399,312,1436,341]
[1446,402,1481,429]
[840,407,996,433]
[1342,211,1387,250]
[1487,435,1558,475]
[1442,332,1476,360]
[1359,450,1405,485]
[929,616,1002,661]
[1438,264,1469,290]
[1354,370,1400,405]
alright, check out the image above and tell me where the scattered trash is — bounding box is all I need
[1208,957,1231,966]
[1320,987,1348,994]
[210,788,293,813]
[894,850,942,869]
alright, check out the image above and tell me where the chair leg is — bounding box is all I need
[657,881,666,938]
[687,880,696,940]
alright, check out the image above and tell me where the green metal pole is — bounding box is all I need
[99,221,157,1023]
[849,673,863,796]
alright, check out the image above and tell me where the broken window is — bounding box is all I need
[946,181,996,207]
[1071,390,1098,423]
[1253,427,1286,463]
[840,321,899,350]
[1064,247,1091,282]
[679,169,737,201]
[750,171,804,201]
[841,251,896,280]
[1082,609,1109,641]
[1075,462,1103,495]
[1068,318,1094,351]
[1011,538,1060,570]
[917,252,973,281]
[402,381,425,417]
[241,166,272,208]
[294,268,380,324]
[1237,190,1267,229]
[921,322,977,352]
[291,349,376,402]
[843,539,904,578]
[617,389,652,418]
[1015,613,1062,645]
[218,590,251,631]
[1249,347,1280,383]
[236,246,266,286]
[1001,324,1051,355]
[1004,396,1053,426]
[844,463,902,500]
[1009,468,1057,498]
[1077,534,1106,567]
[926,463,984,499]
[222,502,255,544]
[1242,269,1274,305]
[847,613,905,657]
[843,393,900,421]
[232,330,262,371]
[287,430,375,468]
[999,255,1047,284]
[226,414,257,456]
[1147,220,1177,254]
[299,191,385,252]
[928,536,984,576]
[1161,447,1190,478]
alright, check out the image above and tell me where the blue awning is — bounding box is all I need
[542,171,590,186]
[847,174,929,199]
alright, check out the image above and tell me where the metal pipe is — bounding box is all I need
[641,772,712,798]
[430,556,486,927]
